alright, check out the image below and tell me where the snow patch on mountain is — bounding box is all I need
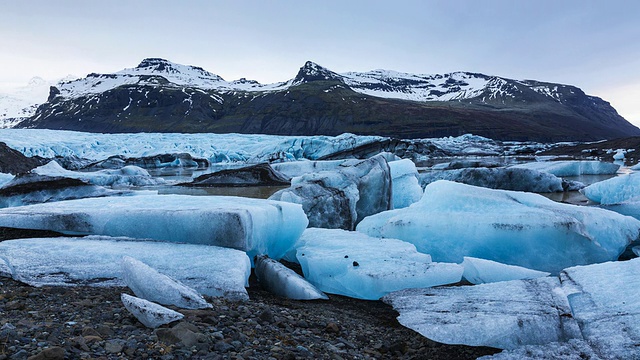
[0,76,76,127]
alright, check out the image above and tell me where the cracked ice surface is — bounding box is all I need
[382,277,581,350]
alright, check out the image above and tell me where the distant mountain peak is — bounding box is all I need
[293,61,342,84]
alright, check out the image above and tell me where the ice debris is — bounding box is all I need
[121,293,184,328]
[122,256,212,309]
[461,257,550,284]
[254,255,328,300]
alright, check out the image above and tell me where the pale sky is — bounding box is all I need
[1,0,639,125]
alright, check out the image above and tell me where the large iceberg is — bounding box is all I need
[510,160,619,177]
[270,154,391,230]
[0,194,308,260]
[0,236,251,300]
[382,277,581,349]
[295,228,462,300]
[357,180,640,273]
[33,161,164,187]
[419,167,583,193]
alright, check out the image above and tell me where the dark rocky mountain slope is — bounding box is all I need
[17,59,640,142]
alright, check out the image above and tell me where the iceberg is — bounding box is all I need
[382,277,581,349]
[510,160,619,177]
[419,167,583,193]
[271,159,347,178]
[357,181,640,273]
[254,255,328,300]
[269,154,391,230]
[183,163,290,187]
[0,194,308,260]
[388,159,423,208]
[461,257,550,284]
[581,172,640,204]
[295,228,462,300]
[121,293,184,329]
[33,161,164,187]
[122,256,212,309]
[0,236,251,300]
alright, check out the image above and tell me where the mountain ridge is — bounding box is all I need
[9,58,640,141]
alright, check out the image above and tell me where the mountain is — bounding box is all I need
[0,76,76,129]
[13,58,640,141]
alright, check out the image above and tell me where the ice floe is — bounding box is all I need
[295,228,462,300]
[510,160,619,177]
[419,167,584,192]
[33,161,164,187]
[0,236,251,300]
[581,172,640,204]
[122,256,212,309]
[357,180,640,273]
[0,194,308,260]
[121,293,184,329]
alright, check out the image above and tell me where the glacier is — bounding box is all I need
[0,194,308,260]
[0,236,251,300]
[510,160,619,177]
[295,228,462,300]
[121,256,212,309]
[121,293,184,329]
[357,180,640,273]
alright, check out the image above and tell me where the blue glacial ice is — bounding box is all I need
[0,194,308,260]
[461,257,550,284]
[388,159,423,208]
[295,228,462,300]
[510,160,619,177]
[382,277,581,349]
[254,255,328,300]
[269,154,391,230]
[357,180,640,273]
[121,293,184,329]
[0,236,251,300]
[33,161,164,187]
[581,172,640,205]
[122,256,212,309]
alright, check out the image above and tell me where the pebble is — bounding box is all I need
[0,277,499,359]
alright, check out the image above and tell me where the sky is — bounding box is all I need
[1,0,639,125]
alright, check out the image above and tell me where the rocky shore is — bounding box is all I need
[0,274,500,360]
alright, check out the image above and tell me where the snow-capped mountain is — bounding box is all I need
[0,76,76,128]
[12,58,640,141]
